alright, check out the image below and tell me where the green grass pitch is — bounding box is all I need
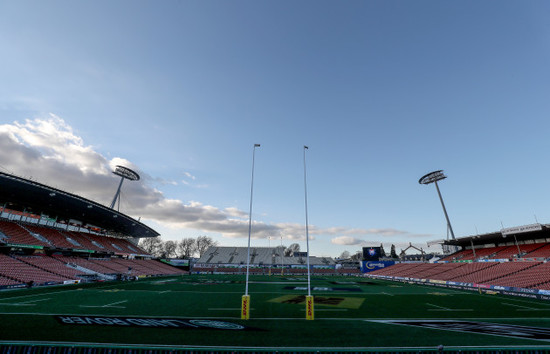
[1,274,550,351]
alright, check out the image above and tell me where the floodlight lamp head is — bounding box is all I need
[419,170,447,185]
[113,165,140,181]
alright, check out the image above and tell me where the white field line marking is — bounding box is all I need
[502,302,550,311]
[502,302,538,310]
[158,290,171,294]
[500,297,550,308]
[300,309,348,312]
[249,282,307,284]
[20,298,51,304]
[0,288,82,301]
[0,298,51,306]
[80,300,128,309]
[426,303,473,312]
[380,292,394,296]
[0,303,34,306]
[208,308,255,311]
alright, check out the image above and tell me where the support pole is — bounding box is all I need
[303,145,314,320]
[242,144,260,320]
[434,180,455,240]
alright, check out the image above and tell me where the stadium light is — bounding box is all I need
[109,165,140,210]
[303,145,314,320]
[242,143,260,320]
[419,170,455,240]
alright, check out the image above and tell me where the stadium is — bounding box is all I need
[2,171,550,353]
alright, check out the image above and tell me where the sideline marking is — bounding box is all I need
[426,303,473,312]
[0,298,51,307]
[209,307,255,311]
[80,300,128,309]
[502,302,550,312]
[300,308,348,312]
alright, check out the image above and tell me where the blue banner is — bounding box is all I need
[361,261,395,273]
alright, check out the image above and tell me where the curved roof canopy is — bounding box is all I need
[0,172,159,238]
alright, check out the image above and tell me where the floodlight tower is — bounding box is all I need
[110,165,140,210]
[419,170,455,240]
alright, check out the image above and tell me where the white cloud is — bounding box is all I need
[331,236,366,246]
[0,115,424,246]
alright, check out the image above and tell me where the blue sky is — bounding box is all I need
[1,1,550,257]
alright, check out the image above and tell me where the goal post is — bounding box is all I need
[241,295,250,320]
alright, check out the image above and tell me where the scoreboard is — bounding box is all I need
[362,247,381,261]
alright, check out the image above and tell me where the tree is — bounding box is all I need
[139,237,163,257]
[350,251,362,261]
[284,243,300,257]
[196,235,217,257]
[177,238,197,258]
[162,240,177,258]
[390,244,398,259]
[339,250,351,259]
[380,243,387,258]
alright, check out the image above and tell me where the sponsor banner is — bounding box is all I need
[501,223,542,236]
[361,261,395,273]
[371,320,550,341]
[284,286,361,292]
[473,283,491,289]
[5,243,44,250]
[515,287,539,294]
[163,259,189,267]
[0,283,26,290]
[56,316,252,330]
[491,285,511,291]
[539,289,550,296]
[478,259,508,263]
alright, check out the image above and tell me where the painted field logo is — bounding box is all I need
[56,316,249,331]
[269,295,364,309]
[189,320,244,330]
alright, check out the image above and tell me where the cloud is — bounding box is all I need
[331,236,365,246]
[0,115,424,245]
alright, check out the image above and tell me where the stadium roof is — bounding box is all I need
[0,171,159,238]
[442,223,550,248]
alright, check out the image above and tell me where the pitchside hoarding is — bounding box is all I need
[361,260,395,273]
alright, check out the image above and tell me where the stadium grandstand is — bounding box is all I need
[0,171,185,289]
[192,246,364,275]
[366,222,550,299]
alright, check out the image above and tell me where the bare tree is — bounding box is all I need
[196,235,217,257]
[177,238,197,258]
[284,243,300,257]
[162,240,177,258]
[339,250,351,259]
[350,251,363,261]
[139,237,163,257]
